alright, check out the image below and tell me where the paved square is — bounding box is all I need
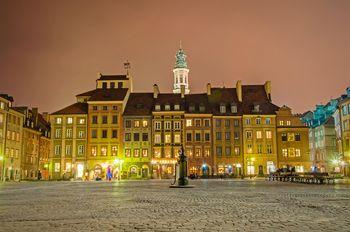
[0,179,350,231]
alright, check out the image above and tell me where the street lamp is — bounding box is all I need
[114,158,124,180]
[0,155,4,182]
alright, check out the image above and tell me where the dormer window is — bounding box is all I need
[231,104,237,113]
[189,105,195,112]
[220,104,226,113]
[110,82,115,89]
[118,82,123,88]
[136,103,143,109]
[174,104,180,110]
[199,105,205,113]
[165,104,171,111]
[155,104,161,111]
[253,104,260,113]
[102,82,107,89]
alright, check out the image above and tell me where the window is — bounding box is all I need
[225,147,231,156]
[91,130,97,138]
[79,118,85,124]
[103,106,108,111]
[155,121,161,130]
[110,82,115,89]
[281,133,287,141]
[0,114,3,123]
[93,106,98,111]
[195,148,201,157]
[67,117,73,124]
[257,144,262,154]
[295,149,301,157]
[165,134,171,143]
[133,149,140,157]
[204,119,210,127]
[247,144,252,153]
[245,118,251,125]
[225,119,230,127]
[186,119,192,127]
[199,105,205,112]
[288,148,295,157]
[287,133,295,141]
[279,120,284,126]
[174,121,181,130]
[134,120,140,128]
[16,132,20,141]
[111,146,117,156]
[186,149,193,157]
[266,131,272,139]
[112,115,118,124]
[205,133,210,141]
[102,116,108,124]
[125,149,131,158]
[142,133,148,141]
[220,105,226,113]
[234,119,239,127]
[174,104,180,110]
[256,118,261,125]
[92,116,98,124]
[246,131,252,139]
[56,117,62,124]
[101,146,107,156]
[165,104,171,111]
[91,146,97,156]
[133,133,140,141]
[342,105,348,116]
[186,133,192,141]
[164,148,171,158]
[102,82,107,89]
[216,146,222,156]
[234,147,240,155]
[54,163,60,172]
[195,119,201,127]
[204,148,210,157]
[154,134,161,144]
[267,144,272,154]
[102,130,107,138]
[225,132,230,141]
[153,148,161,158]
[125,120,131,128]
[295,133,301,141]
[174,134,181,143]
[265,118,271,125]
[189,105,195,112]
[142,120,148,127]
[195,133,201,141]
[65,145,71,155]
[66,129,72,138]
[78,145,84,155]
[112,130,118,138]
[231,105,237,113]
[155,104,161,111]
[282,148,288,157]
[55,129,61,138]
[216,119,221,127]
[142,149,148,157]
[54,145,61,155]
[286,120,291,126]
[0,102,4,109]
[125,133,131,141]
[216,132,222,140]
[165,121,171,130]
[234,131,239,140]
[256,131,262,139]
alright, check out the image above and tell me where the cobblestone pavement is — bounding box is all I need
[0,179,350,232]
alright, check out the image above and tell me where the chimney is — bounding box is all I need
[264,81,271,101]
[42,112,49,122]
[206,83,211,95]
[32,107,39,126]
[180,85,185,98]
[153,84,159,99]
[236,80,242,102]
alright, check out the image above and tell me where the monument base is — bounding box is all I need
[169,185,195,188]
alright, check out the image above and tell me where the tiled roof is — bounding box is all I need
[185,94,211,114]
[76,89,129,101]
[98,74,128,81]
[124,93,154,116]
[51,102,88,115]
[208,88,243,115]
[242,85,279,114]
[153,93,185,111]
[0,94,14,102]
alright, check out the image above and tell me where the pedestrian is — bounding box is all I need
[38,170,42,180]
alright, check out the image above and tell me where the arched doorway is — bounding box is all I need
[201,164,209,177]
[141,165,149,178]
[129,166,138,178]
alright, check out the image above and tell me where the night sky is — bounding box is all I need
[1,0,350,113]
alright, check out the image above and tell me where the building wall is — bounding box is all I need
[212,116,243,176]
[50,114,87,180]
[339,98,350,175]
[21,127,41,180]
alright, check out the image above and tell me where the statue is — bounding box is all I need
[169,146,194,188]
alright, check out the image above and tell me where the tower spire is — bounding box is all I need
[173,42,190,94]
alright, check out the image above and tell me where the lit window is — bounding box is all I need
[155,104,161,111]
[286,120,291,126]
[295,149,301,157]
[54,163,60,172]
[153,148,161,158]
[195,148,202,157]
[66,129,72,138]
[279,120,284,126]
[288,148,295,157]
[142,149,148,157]
[56,117,62,124]
[204,148,210,157]
[66,163,72,172]
[282,148,288,157]
[231,105,237,113]
[91,146,97,156]
[134,120,140,128]
[79,118,85,124]
[186,119,192,127]
[234,147,240,155]
[288,133,295,141]
[133,149,140,157]
[174,134,181,143]
[78,145,84,155]
[101,146,107,156]
[67,117,73,124]
[65,145,71,155]
[220,105,226,113]
[154,134,161,144]
[111,146,118,156]
[266,131,272,139]
[247,144,252,153]
[165,134,171,143]
[54,145,61,155]
[142,120,148,127]
[125,149,131,158]
[256,131,262,139]
[174,104,180,110]
[165,105,171,111]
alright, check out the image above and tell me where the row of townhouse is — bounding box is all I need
[0,94,50,181]
[302,87,350,176]
[49,46,311,180]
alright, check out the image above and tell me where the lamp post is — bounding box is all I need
[114,158,124,180]
[0,155,4,182]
